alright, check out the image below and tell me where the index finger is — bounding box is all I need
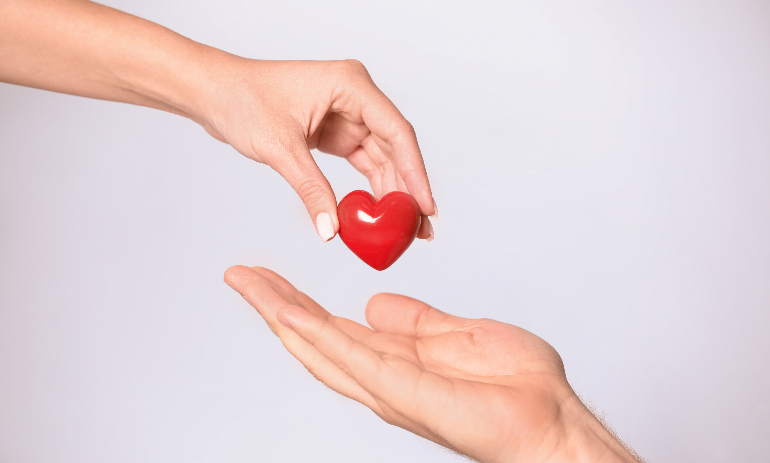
[361,97,436,217]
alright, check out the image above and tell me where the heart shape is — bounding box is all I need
[337,190,421,271]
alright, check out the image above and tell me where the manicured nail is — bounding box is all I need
[315,212,335,242]
[277,315,292,329]
[430,198,438,220]
[426,218,434,242]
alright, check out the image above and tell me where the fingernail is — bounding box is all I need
[277,315,292,329]
[426,218,434,242]
[224,279,236,290]
[315,212,335,242]
[431,198,438,220]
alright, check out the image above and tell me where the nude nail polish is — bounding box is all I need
[315,212,335,242]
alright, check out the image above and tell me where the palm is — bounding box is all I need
[225,266,575,463]
[353,296,571,462]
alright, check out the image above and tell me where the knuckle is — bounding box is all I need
[342,58,368,75]
[379,413,398,426]
[376,404,401,426]
[384,118,417,149]
[399,118,417,138]
[306,366,324,382]
[296,179,328,209]
[362,165,380,179]
[370,156,391,171]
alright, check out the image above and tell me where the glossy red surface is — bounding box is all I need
[337,190,421,271]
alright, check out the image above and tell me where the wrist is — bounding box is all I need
[547,393,639,463]
[102,27,237,125]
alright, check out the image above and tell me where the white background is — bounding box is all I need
[1,0,769,461]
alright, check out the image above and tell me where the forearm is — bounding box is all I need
[0,0,230,121]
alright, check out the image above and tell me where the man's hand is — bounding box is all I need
[0,0,436,242]
[224,265,641,463]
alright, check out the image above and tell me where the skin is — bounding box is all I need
[224,265,642,463]
[0,0,436,241]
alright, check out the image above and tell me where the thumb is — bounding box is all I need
[268,141,339,242]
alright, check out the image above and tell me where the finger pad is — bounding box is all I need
[224,265,260,291]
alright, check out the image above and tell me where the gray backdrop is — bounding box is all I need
[1,0,769,461]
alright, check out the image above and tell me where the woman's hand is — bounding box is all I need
[0,0,436,241]
[197,58,437,241]
[224,265,642,463]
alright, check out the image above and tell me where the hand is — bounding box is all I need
[224,265,642,463]
[197,58,437,242]
[0,0,436,241]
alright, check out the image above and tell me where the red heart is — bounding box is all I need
[337,190,421,271]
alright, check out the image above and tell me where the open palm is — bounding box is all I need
[224,265,635,463]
